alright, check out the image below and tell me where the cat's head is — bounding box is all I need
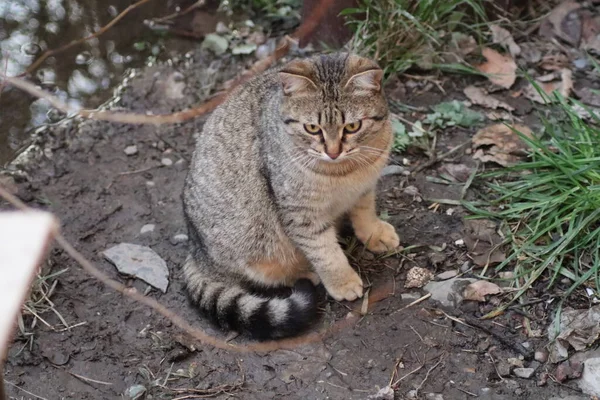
[278,53,390,167]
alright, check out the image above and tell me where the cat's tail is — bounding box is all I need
[183,256,319,340]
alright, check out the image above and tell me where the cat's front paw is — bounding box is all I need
[356,220,400,253]
[322,269,363,302]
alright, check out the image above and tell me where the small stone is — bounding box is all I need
[146,181,155,187]
[103,243,169,292]
[496,360,512,377]
[578,358,600,396]
[454,239,465,246]
[381,165,406,177]
[435,270,458,281]
[175,159,187,170]
[171,234,189,245]
[507,358,524,368]
[124,145,138,155]
[406,390,418,399]
[215,21,229,34]
[425,394,444,400]
[535,348,549,363]
[161,158,173,166]
[460,261,471,272]
[125,384,146,400]
[521,341,531,349]
[574,58,588,70]
[140,224,155,234]
[513,367,535,379]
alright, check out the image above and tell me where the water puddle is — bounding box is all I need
[0,0,195,165]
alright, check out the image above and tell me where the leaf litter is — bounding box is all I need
[472,123,533,167]
[463,280,502,302]
[463,85,514,111]
[462,219,506,268]
[475,47,517,89]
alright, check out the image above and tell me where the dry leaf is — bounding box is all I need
[541,1,582,46]
[472,123,533,167]
[580,13,600,52]
[464,85,514,111]
[463,280,502,302]
[490,25,521,57]
[574,86,600,107]
[524,69,573,103]
[463,219,506,267]
[476,48,517,89]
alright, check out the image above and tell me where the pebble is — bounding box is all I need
[161,157,173,166]
[124,145,138,156]
[496,360,512,377]
[124,384,146,400]
[435,270,458,281]
[535,348,549,363]
[175,159,186,170]
[140,224,155,234]
[579,357,600,396]
[381,165,406,177]
[460,261,471,273]
[454,239,465,246]
[171,234,189,245]
[513,367,535,379]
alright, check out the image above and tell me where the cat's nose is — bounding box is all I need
[326,151,340,160]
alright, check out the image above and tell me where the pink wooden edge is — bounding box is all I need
[0,211,58,365]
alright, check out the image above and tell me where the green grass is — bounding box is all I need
[343,0,489,76]
[465,95,600,316]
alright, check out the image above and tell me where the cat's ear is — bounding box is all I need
[278,72,317,95]
[345,69,383,93]
[278,60,317,95]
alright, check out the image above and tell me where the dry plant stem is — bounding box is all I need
[4,0,335,126]
[0,184,396,353]
[21,0,155,76]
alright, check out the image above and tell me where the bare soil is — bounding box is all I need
[2,49,584,400]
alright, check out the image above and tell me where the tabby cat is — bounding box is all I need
[182,52,400,340]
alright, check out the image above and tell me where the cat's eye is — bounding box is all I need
[344,121,362,134]
[304,124,322,135]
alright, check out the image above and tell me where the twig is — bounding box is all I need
[3,380,49,400]
[1,177,397,354]
[67,371,113,386]
[3,0,335,127]
[411,140,471,174]
[389,293,431,316]
[150,0,206,24]
[415,355,445,392]
[21,0,155,76]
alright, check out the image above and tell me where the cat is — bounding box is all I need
[182,52,400,340]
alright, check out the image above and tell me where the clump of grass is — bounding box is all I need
[17,268,69,352]
[220,0,300,20]
[466,96,600,315]
[343,0,488,76]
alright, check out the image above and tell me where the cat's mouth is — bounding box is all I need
[308,148,357,163]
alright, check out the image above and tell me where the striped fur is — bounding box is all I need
[182,53,400,340]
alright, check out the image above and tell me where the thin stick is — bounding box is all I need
[3,380,49,400]
[389,293,431,316]
[4,0,335,127]
[21,0,155,76]
[68,371,113,386]
[1,178,397,354]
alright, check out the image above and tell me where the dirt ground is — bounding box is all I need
[2,48,590,400]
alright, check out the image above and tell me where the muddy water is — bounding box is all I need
[0,0,193,165]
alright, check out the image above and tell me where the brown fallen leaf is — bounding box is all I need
[490,25,521,58]
[574,86,600,107]
[524,68,573,104]
[580,13,600,52]
[476,47,517,89]
[463,219,506,267]
[463,280,502,302]
[464,85,514,111]
[472,123,533,167]
[540,0,582,46]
